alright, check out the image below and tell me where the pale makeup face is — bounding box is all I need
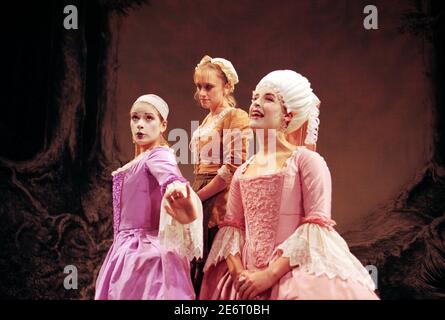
[249,86,292,131]
[194,69,228,111]
[130,102,167,147]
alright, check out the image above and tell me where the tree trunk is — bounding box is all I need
[0,0,145,299]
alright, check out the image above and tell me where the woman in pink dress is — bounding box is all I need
[199,70,379,300]
[95,94,203,300]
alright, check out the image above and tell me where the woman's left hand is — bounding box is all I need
[164,181,197,224]
[237,269,277,300]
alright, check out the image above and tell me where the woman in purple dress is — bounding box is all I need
[95,94,203,300]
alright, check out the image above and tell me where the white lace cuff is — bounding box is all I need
[217,165,233,183]
[158,184,203,262]
[275,223,376,291]
[203,226,245,272]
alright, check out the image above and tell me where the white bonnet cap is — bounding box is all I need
[195,55,239,92]
[255,70,320,145]
[133,94,169,120]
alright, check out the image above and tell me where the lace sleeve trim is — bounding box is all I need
[203,226,245,272]
[275,223,376,291]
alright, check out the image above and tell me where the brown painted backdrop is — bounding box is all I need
[115,0,431,233]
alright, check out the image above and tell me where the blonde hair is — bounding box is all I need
[193,57,237,108]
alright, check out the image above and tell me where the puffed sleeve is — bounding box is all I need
[217,108,251,184]
[204,166,246,271]
[147,147,203,262]
[274,149,376,291]
[145,146,189,196]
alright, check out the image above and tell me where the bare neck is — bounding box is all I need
[209,102,228,116]
[255,129,296,157]
[134,141,161,158]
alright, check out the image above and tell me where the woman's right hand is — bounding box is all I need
[164,181,198,224]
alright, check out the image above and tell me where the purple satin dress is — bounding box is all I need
[95,146,195,300]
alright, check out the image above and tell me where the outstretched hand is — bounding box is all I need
[163,181,198,224]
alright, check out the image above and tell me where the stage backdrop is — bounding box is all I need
[0,0,443,299]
